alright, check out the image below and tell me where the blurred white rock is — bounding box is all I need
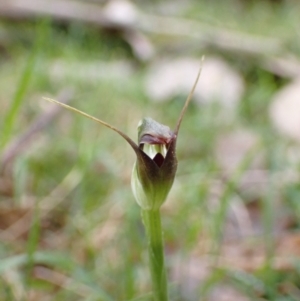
[102,0,155,61]
[269,78,300,141]
[102,0,138,27]
[144,57,244,110]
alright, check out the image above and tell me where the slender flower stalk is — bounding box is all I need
[44,58,203,300]
[142,209,168,301]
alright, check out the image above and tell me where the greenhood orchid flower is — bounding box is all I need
[44,60,202,211]
[131,117,177,210]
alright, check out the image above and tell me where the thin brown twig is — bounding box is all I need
[0,0,296,65]
[0,0,154,61]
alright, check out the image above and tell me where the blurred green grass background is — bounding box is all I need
[1,0,300,300]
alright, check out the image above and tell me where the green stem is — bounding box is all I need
[141,209,168,301]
